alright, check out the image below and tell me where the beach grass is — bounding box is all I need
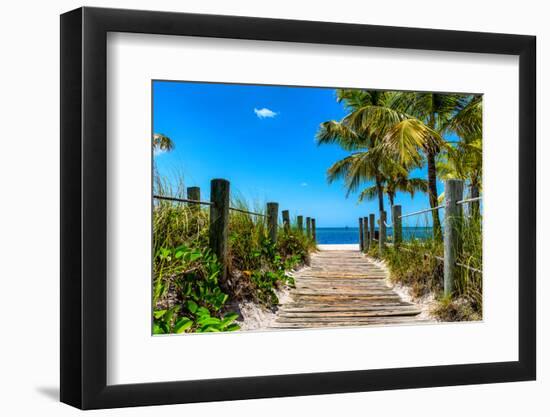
[369,215,482,321]
[152,174,316,334]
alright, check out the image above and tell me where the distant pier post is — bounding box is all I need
[209,179,230,282]
[267,202,279,244]
[379,211,386,253]
[363,216,369,251]
[306,217,311,237]
[369,213,375,248]
[444,179,464,296]
[359,218,364,251]
[282,210,290,232]
[311,218,317,242]
[297,215,304,233]
[187,186,201,213]
[392,205,402,245]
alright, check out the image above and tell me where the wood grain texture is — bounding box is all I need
[271,249,425,329]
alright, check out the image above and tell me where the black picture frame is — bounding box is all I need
[60,6,536,410]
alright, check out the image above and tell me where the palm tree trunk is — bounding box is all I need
[470,183,480,219]
[388,193,395,221]
[427,150,442,238]
[426,110,442,239]
[376,177,384,212]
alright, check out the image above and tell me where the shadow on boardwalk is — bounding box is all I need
[271,247,430,329]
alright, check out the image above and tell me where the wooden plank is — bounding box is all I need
[278,309,422,318]
[291,290,397,296]
[269,247,425,329]
[272,317,432,328]
[297,295,400,302]
[282,301,415,309]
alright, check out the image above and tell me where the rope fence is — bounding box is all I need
[358,179,483,296]
[227,206,267,218]
[154,179,316,280]
[399,204,445,219]
[154,194,268,217]
[457,196,482,205]
[153,195,213,206]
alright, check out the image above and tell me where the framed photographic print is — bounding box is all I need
[60,6,536,410]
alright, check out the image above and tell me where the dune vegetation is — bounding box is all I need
[152,175,316,334]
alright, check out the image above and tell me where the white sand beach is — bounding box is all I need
[317,243,360,251]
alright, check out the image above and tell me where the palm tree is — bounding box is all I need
[437,135,482,217]
[321,148,406,212]
[318,90,481,233]
[358,174,428,220]
[153,133,174,153]
[348,92,476,237]
[152,133,174,187]
[439,94,483,216]
[316,90,405,213]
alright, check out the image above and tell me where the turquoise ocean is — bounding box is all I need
[315,227,433,244]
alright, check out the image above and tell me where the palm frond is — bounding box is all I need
[445,94,482,138]
[347,105,409,140]
[316,120,367,150]
[326,154,357,184]
[381,119,443,165]
[357,185,379,203]
[153,133,175,152]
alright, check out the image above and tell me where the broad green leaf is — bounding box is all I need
[222,313,239,324]
[186,300,198,314]
[153,323,165,335]
[189,252,201,262]
[174,317,193,333]
[225,323,241,332]
[196,306,210,317]
[153,309,167,319]
[197,317,221,326]
[202,326,220,332]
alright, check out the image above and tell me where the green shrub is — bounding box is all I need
[152,175,315,333]
[369,216,482,321]
[153,244,240,334]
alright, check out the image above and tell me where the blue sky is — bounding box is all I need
[153,81,443,228]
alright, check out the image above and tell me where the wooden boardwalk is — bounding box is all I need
[271,249,424,329]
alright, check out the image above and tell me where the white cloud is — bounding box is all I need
[300,182,308,187]
[153,148,166,156]
[254,107,278,119]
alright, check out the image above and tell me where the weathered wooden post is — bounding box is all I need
[359,218,364,251]
[363,217,369,251]
[306,217,311,237]
[282,210,290,232]
[369,213,375,247]
[311,218,317,242]
[267,202,279,244]
[379,211,386,253]
[444,179,464,296]
[297,215,304,233]
[187,186,201,212]
[392,205,402,245]
[209,179,230,282]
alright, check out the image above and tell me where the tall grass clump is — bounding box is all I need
[369,214,482,322]
[441,214,483,320]
[152,175,316,333]
[382,237,443,298]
